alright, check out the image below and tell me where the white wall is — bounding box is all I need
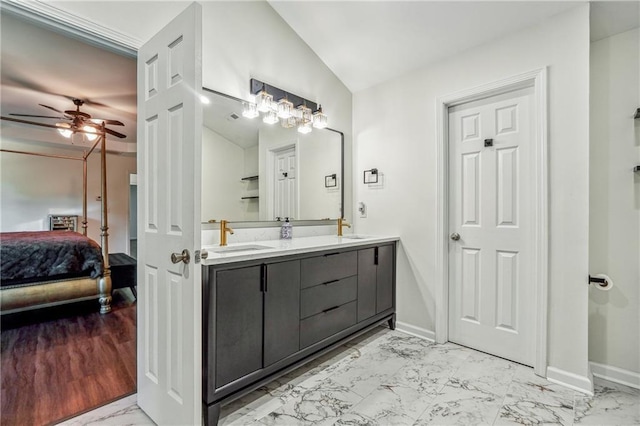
[297,131,342,220]
[0,140,136,253]
[353,5,591,380]
[201,1,353,221]
[589,27,640,376]
[201,126,249,222]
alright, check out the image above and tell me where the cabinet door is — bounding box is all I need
[215,266,263,388]
[357,248,376,322]
[264,260,300,367]
[376,245,394,313]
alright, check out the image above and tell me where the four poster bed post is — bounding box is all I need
[0,119,112,314]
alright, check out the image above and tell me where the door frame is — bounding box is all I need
[435,68,548,376]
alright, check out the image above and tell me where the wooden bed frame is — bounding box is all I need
[0,119,113,314]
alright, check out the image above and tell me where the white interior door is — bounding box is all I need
[274,146,297,219]
[137,3,202,424]
[448,87,534,366]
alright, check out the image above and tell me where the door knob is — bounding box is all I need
[450,232,461,241]
[171,249,191,264]
[201,249,208,260]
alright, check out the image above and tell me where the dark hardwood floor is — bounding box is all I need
[1,291,136,426]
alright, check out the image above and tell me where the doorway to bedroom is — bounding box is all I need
[0,9,138,426]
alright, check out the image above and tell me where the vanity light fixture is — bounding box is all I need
[245,78,328,134]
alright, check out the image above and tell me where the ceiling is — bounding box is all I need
[1,1,638,150]
[270,1,639,92]
[0,9,137,151]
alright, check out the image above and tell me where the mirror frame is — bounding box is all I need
[201,87,345,227]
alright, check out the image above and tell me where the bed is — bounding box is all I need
[0,121,113,314]
[0,231,112,314]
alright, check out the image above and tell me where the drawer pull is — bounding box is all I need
[323,279,340,286]
[323,305,340,314]
[323,252,341,257]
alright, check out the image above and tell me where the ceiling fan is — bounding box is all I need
[9,98,126,139]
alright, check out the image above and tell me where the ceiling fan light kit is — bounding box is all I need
[7,98,126,140]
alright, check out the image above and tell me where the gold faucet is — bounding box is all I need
[220,220,234,246]
[337,218,351,236]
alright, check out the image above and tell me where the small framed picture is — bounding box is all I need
[363,168,379,184]
[325,174,337,188]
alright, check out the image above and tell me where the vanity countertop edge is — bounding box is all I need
[202,235,400,265]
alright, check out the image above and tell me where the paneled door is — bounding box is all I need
[448,87,534,366]
[274,146,297,219]
[136,3,203,424]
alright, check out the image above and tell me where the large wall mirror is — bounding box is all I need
[201,88,343,224]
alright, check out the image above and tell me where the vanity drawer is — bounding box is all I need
[300,301,357,349]
[300,251,357,289]
[300,276,357,319]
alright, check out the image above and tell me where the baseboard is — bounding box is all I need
[590,361,640,390]
[395,321,436,342]
[546,366,594,395]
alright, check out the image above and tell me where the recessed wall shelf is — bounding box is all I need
[241,175,259,181]
[241,196,259,200]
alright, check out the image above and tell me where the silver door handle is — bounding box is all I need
[171,249,191,264]
[450,232,461,241]
[201,249,208,260]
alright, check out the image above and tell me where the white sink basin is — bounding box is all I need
[341,235,371,240]
[210,244,272,253]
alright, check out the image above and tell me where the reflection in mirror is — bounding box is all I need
[201,88,343,223]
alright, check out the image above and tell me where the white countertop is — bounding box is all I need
[202,235,399,265]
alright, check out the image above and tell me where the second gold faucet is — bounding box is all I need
[220,220,234,246]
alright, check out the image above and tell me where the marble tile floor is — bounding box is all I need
[59,327,640,426]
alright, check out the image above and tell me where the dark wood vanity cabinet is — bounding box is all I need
[210,260,300,389]
[203,241,396,426]
[357,245,394,321]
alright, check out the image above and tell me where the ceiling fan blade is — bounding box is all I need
[39,104,65,114]
[104,127,127,139]
[9,113,67,119]
[65,110,91,119]
[91,118,124,126]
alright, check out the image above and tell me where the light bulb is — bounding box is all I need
[297,105,312,124]
[83,125,98,141]
[298,121,312,134]
[312,105,328,129]
[242,102,259,119]
[56,123,72,138]
[281,116,296,129]
[255,89,273,112]
[277,98,293,119]
[262,110,279,125]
